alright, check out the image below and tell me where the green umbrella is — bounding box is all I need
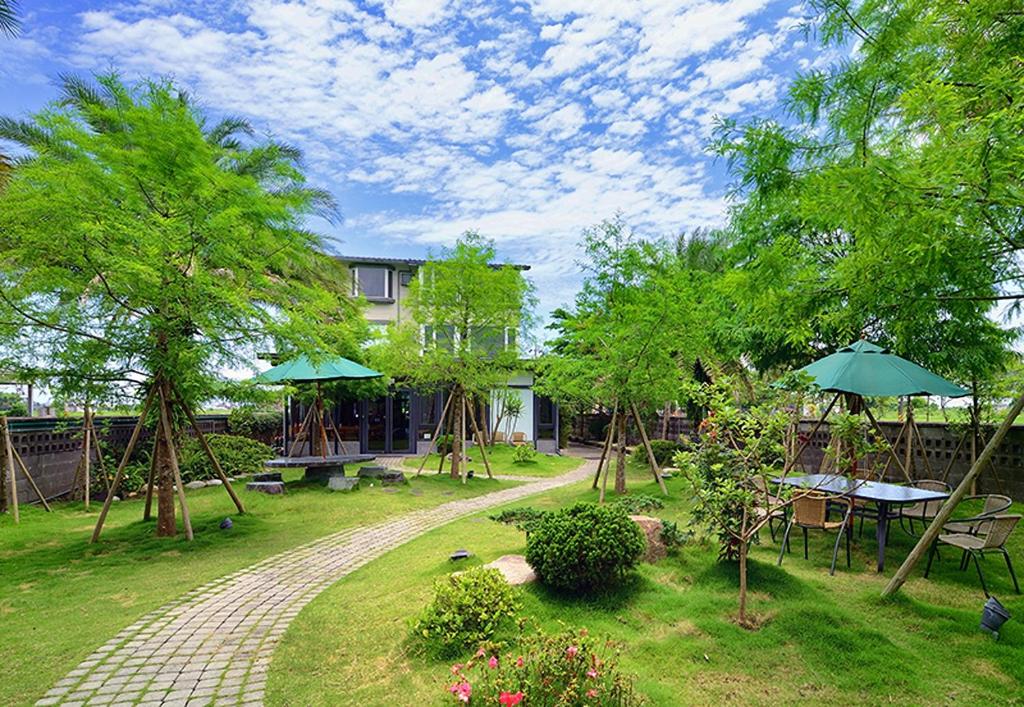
[254,354,382,384]
[792,340,968,398]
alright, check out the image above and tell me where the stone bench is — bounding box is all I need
[264,454,376,482]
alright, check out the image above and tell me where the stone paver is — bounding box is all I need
[38,456,595,706]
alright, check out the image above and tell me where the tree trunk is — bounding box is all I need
[451,387,462,480]
[738,532,748,626]
[615,412,627,494]
[661,402,670,440]
[155,391,177,537]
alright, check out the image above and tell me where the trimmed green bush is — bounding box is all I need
[228,406,281,442]
[179,433,274,482]
[512,444,537,463]
[413,566,521,658]
[611,494,664,514]
[526,502,645,593]
[489,506,548,533]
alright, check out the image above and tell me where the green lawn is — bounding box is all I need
[404,443,582,478]
[268,472,1024,706]
[0,470,516,705]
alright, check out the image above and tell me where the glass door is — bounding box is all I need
[366,396,387,452]
[390,391,411,452]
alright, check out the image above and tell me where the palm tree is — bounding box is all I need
[0,0,19,38]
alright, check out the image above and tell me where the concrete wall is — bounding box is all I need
[1,415,228,507]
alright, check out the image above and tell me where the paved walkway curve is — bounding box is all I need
[36,459,596,707]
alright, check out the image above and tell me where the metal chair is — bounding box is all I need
[778,492,853,575]
[899,479,951,536]
[943,494,1012,535]
[925,514,1021,597]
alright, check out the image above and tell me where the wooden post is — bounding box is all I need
[287,403,316,458]
[2,417,19,523]
[903,400,915,480]
[970,380,979,495]
[171,384,245,514]
[83,407,92,510]
[614,412,627,495]
[158,386,193,541]
[882,390,1024,598]
[863,405,910,481]
[143,430,160,521]
[91,387,157,542]
[417,393,453,476]
[631,402,668,495]
[910,417,936,478]
[592,405,617,490]
[938,431,967,483]
[465,397,493,480]
[12,446,51,512]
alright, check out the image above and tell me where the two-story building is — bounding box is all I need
[284,255,559,456]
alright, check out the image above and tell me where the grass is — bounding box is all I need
[267,468,1024,706]
[404,443,581,478]
[0,469,516,705]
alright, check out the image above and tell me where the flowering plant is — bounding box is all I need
[445,629,645,705]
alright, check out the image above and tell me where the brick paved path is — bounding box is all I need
[37,460,594,707]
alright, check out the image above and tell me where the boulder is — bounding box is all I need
[630,515,667,563]
[185,480,206,490]
[483,555,536,586]
[254,472,284,483]
[205,479,223,486]
[327,476,360,492]
[246,481,285,495]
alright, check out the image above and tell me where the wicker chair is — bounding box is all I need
[777,492,853,575]
[492,430,507,444]
[925,514,1021,597]
[943,494,1012,535]
[510,431,528,446]
[898,479,951,536]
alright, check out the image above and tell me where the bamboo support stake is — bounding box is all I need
[465,397,494,479]
[418,393,454,476]
[598,416,615,504]
[91,387,157,543]
[440,392,456,474]
[83,408,92,510]
[12,446,51,512]
[287,403,317,458]
[2,417,19,523]
[631,402,668,495]
[158,387,193,542]
[782,393,841,474]
[143,430,160,521]
[460,390,468,484]
[883,390,1024,598]
[903,402,915,480]
[911,417,936,478]
[863,405,910,481]
[938,432,967,483]
[171,385,245,515]
[592,405,617,490]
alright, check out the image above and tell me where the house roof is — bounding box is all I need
[336,254,531,271]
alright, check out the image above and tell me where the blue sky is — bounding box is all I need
[2,0,821,329]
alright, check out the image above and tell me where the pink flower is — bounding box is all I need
[566,645,579,660]
[586,669,598,679]
[475,647,486,658]
[586,688,599,698]
[499,691,524,706]
[515,656,524,668]
[449,681,472,703]
[450,664,463,675]
[488,655,498,669]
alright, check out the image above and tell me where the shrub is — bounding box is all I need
[489,507,548,533]
[446,628,645,706]
[511,444,536,464]
[659,519,690,553]
[435,434,455,456]
[228,406,281,443]
[526,503,645,593]
[630,439,684,467]
[413,567,521,658]
[178,433,274,482]
[611,494,664,514]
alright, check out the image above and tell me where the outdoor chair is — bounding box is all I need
[750,476,786,543]
[943,494,1012,536]
[898,479,951,536]
[492,430,507,444]
[925,514,1021,597]
[510,432,528,446]
[777,492,853,575]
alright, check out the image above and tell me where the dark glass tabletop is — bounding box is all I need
[774,474,949,504]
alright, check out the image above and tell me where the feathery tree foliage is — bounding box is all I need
[371,232,534,479]
[537,217,706,493]
[0,73,366,536]
[712,0,1022,381]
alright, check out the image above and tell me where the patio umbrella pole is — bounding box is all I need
[882,389,1024,598]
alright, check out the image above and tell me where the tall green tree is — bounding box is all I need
[713,0,1021,381]
[0,0,17,37]
[537,217,705,493]
[0,73,365,536]
[371,232,534,479]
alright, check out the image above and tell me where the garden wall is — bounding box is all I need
[575,413,1024,501]
[1,414,228,507]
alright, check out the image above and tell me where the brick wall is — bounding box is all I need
[1,415,228,506]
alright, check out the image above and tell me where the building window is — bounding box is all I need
[352,267,393,300]
[399,270,414,287]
